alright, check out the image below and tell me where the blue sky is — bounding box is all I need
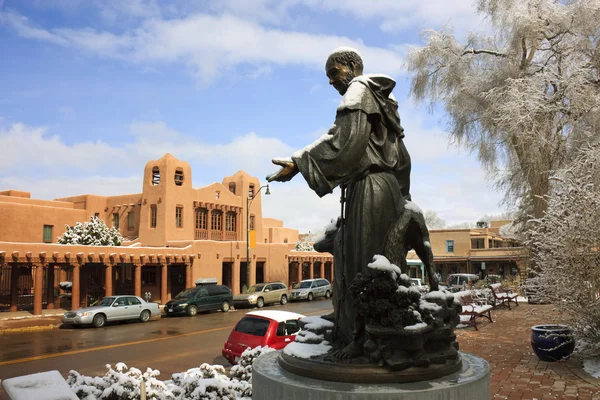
[0,0,505,233]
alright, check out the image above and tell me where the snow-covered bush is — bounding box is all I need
[58,216,123,246]
[66,346,274,399]
[294,239,314,252]
[527,143,600,358]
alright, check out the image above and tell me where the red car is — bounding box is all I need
[222,310,305,364]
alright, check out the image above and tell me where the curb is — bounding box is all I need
[0,324,61,335]
[566,359,600,386]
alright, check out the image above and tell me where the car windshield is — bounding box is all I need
[235,317,271,336]
[175,289,198,299]
[294,281,313,289]
[94,297,115,307]
[246,285,265,293]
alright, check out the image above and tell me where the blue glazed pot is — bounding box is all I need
[531,324,575,362]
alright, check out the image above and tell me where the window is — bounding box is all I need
[113,213,119,229]
[277,319,300,336]
[284,238,288,244]
[142,269,157,285]
[43,225,53,243]
[195,208,208,229]
[250,215,255,230]
[226,211,236,232]
[215,191,220,199]
[127,211,135,231]
[211,210,222,231]
[174,168,184,186]
[150,205,157,228]
[248,184,255,199]
[229,183,236,194]
[235,316,270,336]
[127,296,142,305]
[446,240,455,253]
[152,166,160,185]
[471,238,485,249]
[176,206,183,228]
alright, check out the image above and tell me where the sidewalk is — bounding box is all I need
[456,302,600,399]
[0,309,66,334]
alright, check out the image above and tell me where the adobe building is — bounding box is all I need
[406,220,524,283]
[0,154,333,315]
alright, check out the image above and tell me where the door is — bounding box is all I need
[194,287,210,310]
[126,296,143,319]
[205,285,222,310]
[108,296,130,320]
[271,319,301,349]
[263,284,275,304]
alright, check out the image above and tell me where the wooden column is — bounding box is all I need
[105,264,113,297]
[232,259,241,295]
[249,259,256,287]
[46,265,55,310]
[309,261,314,279]
[80,265,89,307]
[134,264,142,297]
[71,265,80,310]
[186,263,192,288]
[207,209,212,239]
[318,262,324,279]
[10,264,19,312]
[161,264,168,304]
[33,264,44,315]
[296,262,302,284]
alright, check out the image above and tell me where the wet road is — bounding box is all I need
[0,299,333,399]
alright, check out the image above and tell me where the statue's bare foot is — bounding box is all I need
[334,341,363,361]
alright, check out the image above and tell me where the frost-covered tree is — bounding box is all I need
[58,216,123,246]
[294,239,315,252]
[527,143,600,358]
[407,0,600,220]
[424,210,447,229]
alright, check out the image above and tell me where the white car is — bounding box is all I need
[290,278,332,301]
[62,295,161,328]
[410,278,429,293]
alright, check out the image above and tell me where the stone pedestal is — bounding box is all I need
[253,351,490,400]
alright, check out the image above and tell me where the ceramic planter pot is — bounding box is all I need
[530,324,575,362]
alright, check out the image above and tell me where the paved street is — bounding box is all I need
[0,299,333,400]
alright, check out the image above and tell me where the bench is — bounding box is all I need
[454,291,494,331]
[489,283,519,309]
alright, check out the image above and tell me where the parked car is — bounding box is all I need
[409,278,429,293]
[445,274,480,292]
[289,278,332,301]
[233,282,288,308]
[62,295,160,328]
[222,310,304,364]
[164,283,233,316]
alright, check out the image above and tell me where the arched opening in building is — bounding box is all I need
[152,167,160,185]
[174,168,184,186]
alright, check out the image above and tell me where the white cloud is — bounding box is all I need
[0,10,405,84]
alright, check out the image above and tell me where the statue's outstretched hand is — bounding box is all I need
[267,157,298,182]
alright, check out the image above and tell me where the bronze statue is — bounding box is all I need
[268,47,447,368]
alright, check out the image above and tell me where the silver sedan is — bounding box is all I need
[62,295,161,328]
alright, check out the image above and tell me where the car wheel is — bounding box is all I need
[280,295,288,305]
[92,314,106,328]
[325,290,331,299]
[187,305,198,317]
[308,292,314,301]
[257,297,265,308]
[139,310,150,323]
[221,301,230,312]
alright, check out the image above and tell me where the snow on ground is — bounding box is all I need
[583,358,600,378]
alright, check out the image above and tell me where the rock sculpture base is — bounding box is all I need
[253,351,490,400]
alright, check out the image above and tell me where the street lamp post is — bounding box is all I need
[245,184,270,292]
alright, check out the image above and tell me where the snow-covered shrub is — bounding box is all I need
[527,143,600,358]
[67,346,273,399]
[294,239,314,252]
[58,216,123,246]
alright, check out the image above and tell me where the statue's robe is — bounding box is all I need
[292,74,411,345]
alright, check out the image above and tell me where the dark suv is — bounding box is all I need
[164,284,233,316]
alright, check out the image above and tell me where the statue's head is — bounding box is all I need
[325,47,363,95]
